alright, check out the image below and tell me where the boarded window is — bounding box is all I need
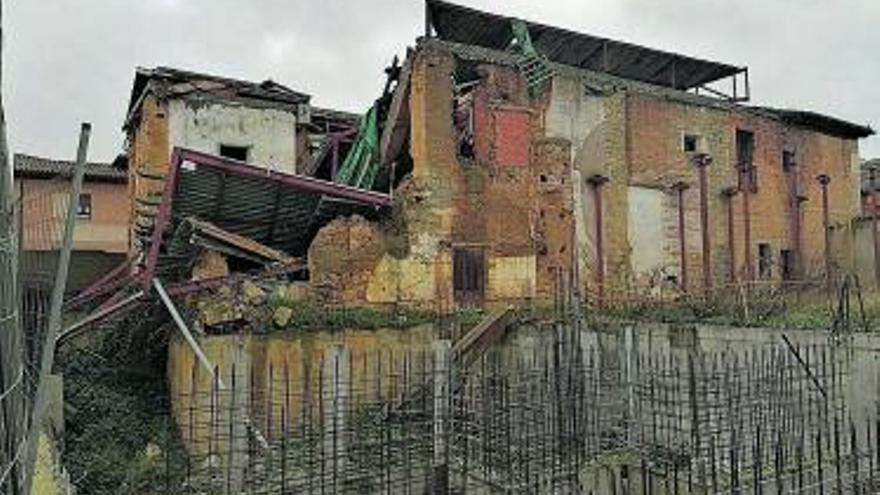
[736,130,756,192]
[782,150,795,171]
[780,249,794,281]
[219,144,249,162]
[758,243,772,279]
[76,193,92,220]
[493,109,530,167]
[453,247,486,305]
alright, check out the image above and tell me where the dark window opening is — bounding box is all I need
[683,134,700,153]
[736,130,757,193]
[76,193,92,220]
[758,243,772,279]
[453,247,486,306]
[780,249,794,281]
[219,144,249,162]
[782,150,795,172]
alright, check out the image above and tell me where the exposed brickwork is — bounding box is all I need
[309,44,573,309]
[308,40,864,309]
[127,94,170,254]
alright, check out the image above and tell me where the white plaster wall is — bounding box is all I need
[628,186,676,281]
[168,99,298,173]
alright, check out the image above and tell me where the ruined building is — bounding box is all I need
[309,0,874,309]
[123,66,360,260]
[110,2,874,315]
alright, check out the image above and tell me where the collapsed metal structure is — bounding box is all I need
[60,148,391,343]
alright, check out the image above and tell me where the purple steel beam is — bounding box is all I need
[174,148,392,207]
[66,257,134,309]
[141,148,183,290]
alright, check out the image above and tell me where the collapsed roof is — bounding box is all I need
[124,66,312,129]
[140,148,391,283]
[426,0,746,91]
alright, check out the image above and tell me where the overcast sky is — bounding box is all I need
[5,0,879,162]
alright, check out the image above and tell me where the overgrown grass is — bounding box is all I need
[597,287,880,332]
[261,296,486,332]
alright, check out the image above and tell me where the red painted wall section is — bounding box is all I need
[494,108,530,167]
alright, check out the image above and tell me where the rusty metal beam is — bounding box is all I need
[673,181,690,292]
[695,155,712,291]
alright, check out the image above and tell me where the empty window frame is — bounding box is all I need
[76,193,92,220]
[219,144,250,162]
[758,243,773,279]
[682,134,701,153]
[453,247,486,305]
[736,130,757,192]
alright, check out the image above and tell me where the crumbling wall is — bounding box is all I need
[128,93,171,253]
[167,99,299,173]
[306,44,578,309]
[308,215,387,305]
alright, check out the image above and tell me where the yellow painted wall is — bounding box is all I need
[167,326,437,456]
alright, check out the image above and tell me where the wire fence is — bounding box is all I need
[57,319,880,494]
[1,173,72,495]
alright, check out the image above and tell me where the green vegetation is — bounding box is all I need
[57,310,188,494]
[595,285,879,332]
[260,295,485,333]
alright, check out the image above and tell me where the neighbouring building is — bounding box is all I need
[855,158,880,288]
[14,153,129,290]
[306,0,875,309]
[123,67,360,259]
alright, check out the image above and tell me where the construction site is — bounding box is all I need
[2,1,880,494]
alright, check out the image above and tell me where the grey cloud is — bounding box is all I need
[5,0,878,161]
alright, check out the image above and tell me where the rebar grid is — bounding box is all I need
[141,323,880,494]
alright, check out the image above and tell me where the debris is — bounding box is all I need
[272,306,294,328]
[241,281,265,304]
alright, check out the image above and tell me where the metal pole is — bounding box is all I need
[871,168,880,288]
[696,155,713,291]
[818,174,832,283]
[22,123,90,494]
[723,188,737,283]
[742,168,754,283]
[674,181,690,292]
[789,159,803,280]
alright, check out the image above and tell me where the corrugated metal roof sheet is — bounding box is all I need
[427,0,745,90]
